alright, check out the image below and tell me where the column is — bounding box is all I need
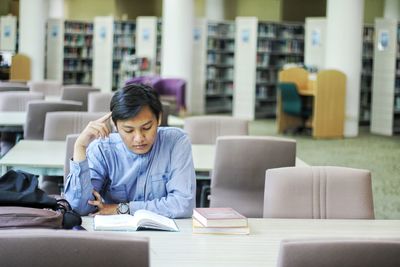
[161,0,194,113]
[325,0,364,137]
[19,0,49,81]
[384,0,400,19]
[48,0,64,18]
[206,0,225,20]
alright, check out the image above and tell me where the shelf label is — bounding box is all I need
[378,30,389,51]
[99,26,107,40]
[241,29,250,43]
[142,28,150,41]
[51,25,58,38]
[311,29,321,47]
[193,28,201,42]
[4,25,11,38]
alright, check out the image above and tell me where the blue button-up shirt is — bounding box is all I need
[64,127,196,218]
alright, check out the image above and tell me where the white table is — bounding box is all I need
[81,217,400,267]
[0,111,25,132]
[0,141,215,176]
[0,140,66,176]
[168,115,184,128]
[0,141,307,176]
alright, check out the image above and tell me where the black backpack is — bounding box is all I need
[0,170,81,229]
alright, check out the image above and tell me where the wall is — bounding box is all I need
[115,0,160,20]
[282,0,326,22]
[234,0,281,21]
[67,0,116,20]
[364,0,384,24]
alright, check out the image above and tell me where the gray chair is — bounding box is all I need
[44,111,108,141]
[277,239,400,267]
[28,80,63,96]
[0,92,44,156]
[209,136,296,217]
[184,116,249,144]
[0,229,149,267]
[263,166,375,219]
[24,100,83,140]
[87,92,114,112]
[42,111,107,194]
[0,91,44,111]
[64,133,79,182]
[0,81,29,92]
[61,85,101,111]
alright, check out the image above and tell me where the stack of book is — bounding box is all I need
[192,207,250,235]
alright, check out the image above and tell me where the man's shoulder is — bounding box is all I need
[88,133,122,151]
[158,127,189,144]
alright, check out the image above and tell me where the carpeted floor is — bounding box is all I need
[249,119,400,219]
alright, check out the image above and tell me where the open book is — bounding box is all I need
[94,209,179,232]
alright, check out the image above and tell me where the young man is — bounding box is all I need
[64,84,196,218]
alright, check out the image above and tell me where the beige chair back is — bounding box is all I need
[43,111,108,141]
[24,100,82,140]
[184,116,249,144]
[0,229,149,267]
[210,136,296,217]
[277,239,400,267]
[0,92,44,111]
[28,80,63,96]
[64,134,80,181]
[263,166,374,219]
[87,92,114,112]
[61,85,101,111]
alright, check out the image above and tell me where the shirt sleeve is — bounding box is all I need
[64,142,108,215]
[129,133,196,218]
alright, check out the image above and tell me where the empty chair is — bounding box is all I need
[28,80,63,97]
[61,85,101,111]
[0,92,44,156]
[184,116,249,144]
[0,82,29,92]
[0,229,149,267]
[64,133,79,182]
[42,111,107,194]
[153,78,186,115]
[209,136,296,217]
[278,82,312,134]
[87,92,114,112]
[124,75,161,86]
[277,239,400,267]
[0,91,44,111]
[24,100,82,140]
[44,111,108,141]
[263,166,374,219]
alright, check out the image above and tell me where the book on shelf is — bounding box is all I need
[192,207,248,227]
[192,217,250,235]
[94,209,179,232]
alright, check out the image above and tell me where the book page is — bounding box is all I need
[94,214,138,231]
[134,209,179,231]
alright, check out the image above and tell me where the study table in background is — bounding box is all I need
[0,140,308,176]
[277,67,346,138]
[81,217,400,267]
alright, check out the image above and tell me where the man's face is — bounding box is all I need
[116,105,160,154]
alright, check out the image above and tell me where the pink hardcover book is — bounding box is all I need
[192,207,248,227]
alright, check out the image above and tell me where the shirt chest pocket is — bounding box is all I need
[150,173,168,199]
[107,184,128,203]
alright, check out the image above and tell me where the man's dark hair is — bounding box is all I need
[110,84,162,126]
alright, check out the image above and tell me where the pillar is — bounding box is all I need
[161,0,194,113]
[384,0,400,19]
[206,0,225,21]
[325,0,364,137]
[19,0,49,81]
